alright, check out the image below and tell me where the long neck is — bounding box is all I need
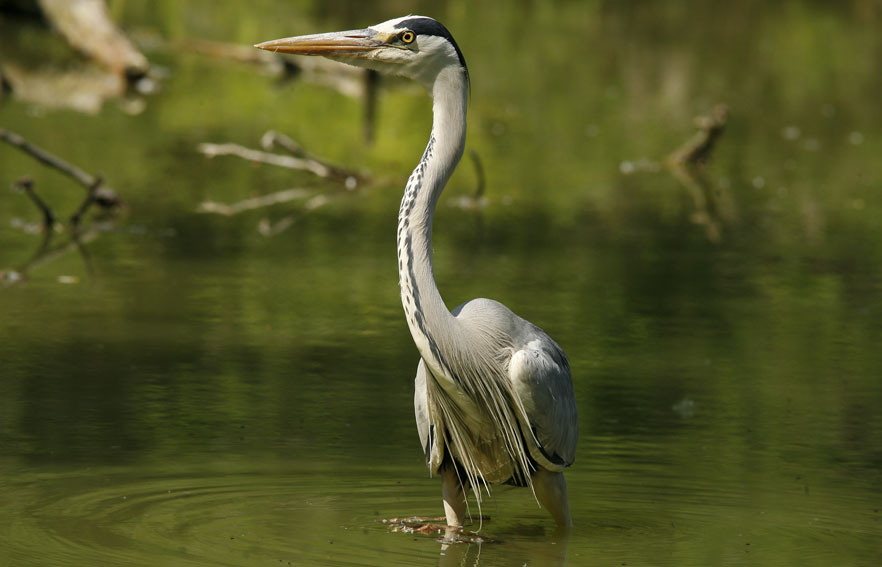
[397,66,468,378]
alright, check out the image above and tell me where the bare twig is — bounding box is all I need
[70,175,103,227]
[36,0,149,79]
[12,177,56,229]
[258,131,367,186]
[198,142,342,179]
[1,128,96,188]
[0,128,123,209]
[260,130,308,157]
[667,104,729,167]
[20,225,103,280]
[662,104,734,241]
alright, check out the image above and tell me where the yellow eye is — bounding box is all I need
[399,31,415,44]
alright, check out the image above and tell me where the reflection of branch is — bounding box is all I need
[667,164,723,242]
[257,194,332,237]
[198,187,312,216]
[2,222,109,286]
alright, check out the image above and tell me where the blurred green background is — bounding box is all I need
[1,1,880,566]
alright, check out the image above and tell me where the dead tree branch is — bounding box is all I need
[667,104,729,167]
[1,128,97,188]
[0,128,123,211]
[259,130,367,187]
[12,177,56,229]
[198,142,343,179]
[69,175,104,227]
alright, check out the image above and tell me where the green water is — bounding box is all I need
[1,1,881,565]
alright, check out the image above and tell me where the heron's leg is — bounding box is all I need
[533,469,573,527]
[440,465,466,527]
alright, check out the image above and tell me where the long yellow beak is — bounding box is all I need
[254,29,381,56]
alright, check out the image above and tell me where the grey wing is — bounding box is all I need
[508,331,578,470]
[414,358,444,475]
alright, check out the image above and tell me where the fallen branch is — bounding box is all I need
[260,130,309,157]
[36,0,149,79]
[0,128,123,210]
[70,175,104,227]
[198,142,344,180]
[12,177,56,229]
[260,130,367,189]
[1,128,97,188]
[1,130,124,284]
[666,104,729,167]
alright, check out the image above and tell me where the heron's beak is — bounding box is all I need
[254,29,382,57]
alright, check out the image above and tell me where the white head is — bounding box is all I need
[255,15,469,92]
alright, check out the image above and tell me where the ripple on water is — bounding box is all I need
[0,462,443,567]
[2,452,879,566]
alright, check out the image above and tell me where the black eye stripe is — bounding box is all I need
[393,17,467,71]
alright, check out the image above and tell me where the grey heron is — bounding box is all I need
[256,15,578,528]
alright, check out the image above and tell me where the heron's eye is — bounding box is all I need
[399,31,416,44]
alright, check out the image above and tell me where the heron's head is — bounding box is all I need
[255,15,468,92]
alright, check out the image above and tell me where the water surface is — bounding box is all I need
[1,2,880,565]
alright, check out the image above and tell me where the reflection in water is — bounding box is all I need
[436,526,569,567]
